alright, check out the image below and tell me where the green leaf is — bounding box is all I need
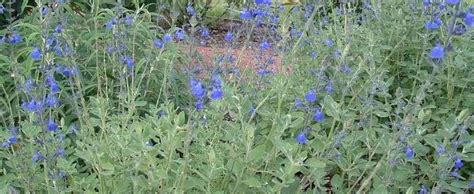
[306,158,326,169]
[243,177,262,188]
[135,100,147,107]
[323,95,340,121]
[100,162,115,176]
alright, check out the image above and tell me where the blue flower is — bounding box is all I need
[465,12,474,27]
[313,110,325,122]
[56,147,65,157]
[430,44,444,59]
[425,18,442,30]
[296,132,308,144]
[153,39,164,49]
[46,75,60,93]
[46,93,59,108]
[325,81,333,94]
[31,47,42,61]
[423,0,430,7]
[436,145,445,155]
[121,56,135,68]
[453,24,466,35]
[186,4,196,16]
[257,69,271,76]
[190,79,206,99]
[175,29,185,41]
[324,38,334,47]
[163,33,173,43]
[0,4,5,14]
[47,119,58,132]
[32,150,45,162]
[201,27,210,38]
[454,157,463,169]
[419,185,429,194]
[210,75,224,100]
[210,89,224,100]
[305,90,317,103]
[105,18,117,30]
[55,24,63,33]
[255,0,272,5]
[439,3,446,10]
[195,100,204,111]
[124,15,133,26]
[260,41,271,50]
[405,146,414,160]
[8,31,22,45]
[22,100,44,113]
[446,0,459,5]
[41,6,49,15]
[294,99,303,108]
[241,9,252,20]
[224,32,233,42]
[450,169,460,178]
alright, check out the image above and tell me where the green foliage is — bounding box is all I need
[0,0,473,193]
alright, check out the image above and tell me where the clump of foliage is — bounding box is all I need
[0,0,473,193]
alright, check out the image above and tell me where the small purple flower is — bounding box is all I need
[175,29,185,41]
[465,12,474,27]
[324,38,334,47]
[8,31,22,45]
[190,79,206,99]
[405,146,414,160]
[257,69,271,76]
[31,47,42,61]
[56,147,65,157]
[55,24,63,33]
[241,9,252,20]
[224,32,233,42]
[209,75,224,100]
[121,56,135,68]
[341,64,352,74]
[22,100,42,113]
[46,75,60,93]
[296,132,308,144]
[454,157,463,169]
[210,89,224,100]
[258,0,272,5]
[106,18,117,30]
[445,0,459,5]
[46,93,59,108]
[453,25,466,35]
[294,99,303,108]
[313,109,325,122]
[153,39,164,49]
[47,119,58,132]
[419,185,429,194]
[195,100,204,111]
[124,15,133,26]
[201,27,210,38]
[305,90,317,103]
[186,4,196,16]
[32,150,45,162]
[163,33,173,43]
[430,44,444,59]
[425,18,442,30]
[450,169,460,178]
[41,6,49,15]
[260,41,271,50]
[325,81,333,94]
[436,145,445,155]
[0,4,5,14]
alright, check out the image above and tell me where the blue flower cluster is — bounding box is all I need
[189,74,224,111]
